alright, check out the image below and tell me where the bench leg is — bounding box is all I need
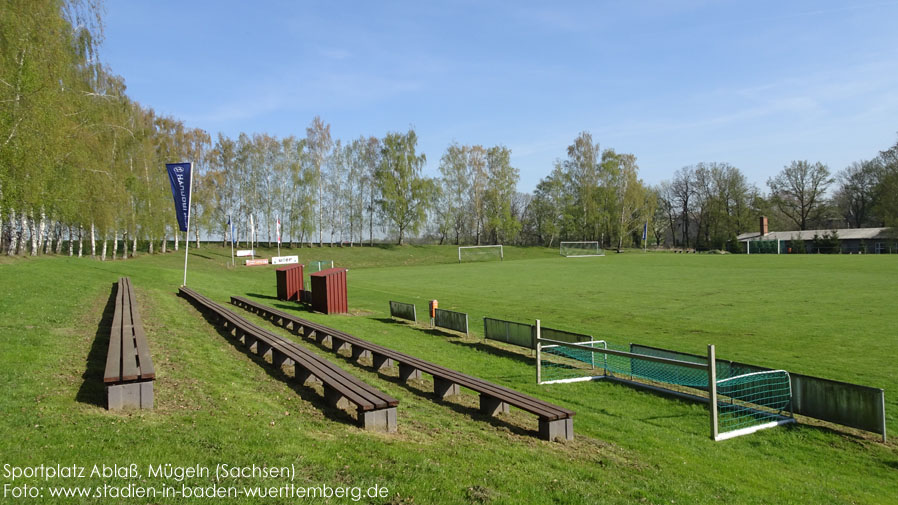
[107,383,142,410]
[139,381,154,409]
[272,350,294,368]
[107,384,123,410]
[359,407,397,433]
[243,334,259,352]
[351,346,372,362]
[256,342,272,360]
[539,418,574,442]
[479,395,510,416]
[433,377,460,399]
[398,363,422,382]
[372,354,394,371]
[296,368,322,386]
[323,384,350,410]
[332,337,350,354]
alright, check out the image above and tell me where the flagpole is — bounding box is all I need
[182,162,194,286]
[277,216,281,256]
[229,215,235,267]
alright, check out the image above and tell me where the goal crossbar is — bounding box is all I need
[458,245,504,262]
[560,241,604,257]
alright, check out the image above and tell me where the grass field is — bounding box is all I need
[1,245,896,504]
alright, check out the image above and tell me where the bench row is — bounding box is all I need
[104,277,154,410]
[180,287,398,432]
[231,296,574,441]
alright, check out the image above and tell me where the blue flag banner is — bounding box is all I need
[166,163,192,232]
[642,222,648,241]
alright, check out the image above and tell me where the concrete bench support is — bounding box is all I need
[107,382,154,410]
[272,350,294,368]
[433,377,460,399]
[539,418,574,441]
[351,346,372,362]
[296,368,322,386]
[360,407,398,433]
[480,395,510,416]
[372,354,394,371]
[323,384,350,410]
[332,337,351,354]
[399,363,422,382]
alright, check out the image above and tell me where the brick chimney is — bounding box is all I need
[760,216,768,236]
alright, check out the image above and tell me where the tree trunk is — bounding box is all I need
[6,210,16,255]
[112,230,118,260]
[37,209,47,254]
[148,235,154,255]
[54,223,63,254]
[78,226,83,257]
[68,226,74,256]
[132,234,137,256]
[174,229,179,251]
[161,234,167,253]
[29,214,38,256]
[195,222,200,248]
[121,231,128,259]
[101,237,107,261]
[90,222,96,258]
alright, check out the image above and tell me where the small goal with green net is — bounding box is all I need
[535,323,794,441]
[560,241,604,257]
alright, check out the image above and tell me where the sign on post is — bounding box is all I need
[236,250,255,257]
[271,255,299,265]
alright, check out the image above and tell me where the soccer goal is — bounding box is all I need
[560,241,604,257]
[536,335,796,441]
[712,369,795,441]
[458,245,503,263]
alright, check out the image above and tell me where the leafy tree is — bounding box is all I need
[375,129,435,245]
[767,160,833,230]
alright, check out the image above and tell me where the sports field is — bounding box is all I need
[1,246,895,504]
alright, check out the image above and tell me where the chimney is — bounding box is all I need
[760,216,768,236]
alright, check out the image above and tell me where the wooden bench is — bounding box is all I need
[104,277,155,410]
[179,287,398,432]
[231,296,575,441]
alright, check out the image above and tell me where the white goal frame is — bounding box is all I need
[458,245,503,263]
[560,241,604,257]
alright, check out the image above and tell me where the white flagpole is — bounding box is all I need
[182,162,194,286]
[250,214,255,260]
[229,215,235,267]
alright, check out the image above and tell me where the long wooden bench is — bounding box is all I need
[231,296,575,441]
[104,277,155,410]
[179,287,398,432]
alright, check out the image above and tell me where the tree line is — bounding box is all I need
[2,1,897,259]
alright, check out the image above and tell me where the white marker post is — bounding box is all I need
[182,162,194,286]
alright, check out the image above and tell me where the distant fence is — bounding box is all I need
[484,318,535,349]
[630,343,886,438]
[541,326,592,344]
[389,301,416,323]
[434,308,469,335]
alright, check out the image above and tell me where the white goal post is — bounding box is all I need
[458,245,503,263]
[560,241,604,257]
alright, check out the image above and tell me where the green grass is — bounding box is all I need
[1,245,896,504]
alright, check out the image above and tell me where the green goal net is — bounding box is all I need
[715,370,794,440]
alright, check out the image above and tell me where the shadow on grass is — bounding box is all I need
[283,326,535,439]
[448,339,535,366]
[76,283,117,407]
[180,293,358,427]
[245,292,279,301]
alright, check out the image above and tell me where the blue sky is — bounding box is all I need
[102,1,898,192]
